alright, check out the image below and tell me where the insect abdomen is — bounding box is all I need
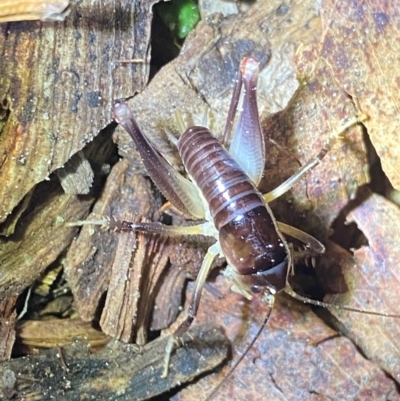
[177,126,287,288]
[177,126,262,228]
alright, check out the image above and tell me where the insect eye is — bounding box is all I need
[250,285,262,293]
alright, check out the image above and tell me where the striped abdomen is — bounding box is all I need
[177,126,288,291]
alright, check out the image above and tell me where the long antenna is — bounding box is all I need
[205,295,274,401]
[285,286,400,318]
[206,282,400,400]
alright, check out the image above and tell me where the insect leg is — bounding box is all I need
[114,102,205,220]
[68,218,216,238]
[222,60,243,148]
[163,241,221,377]
[276,221,325,255]
[226,57,266,186]
[263,116,364,203]
[110,219,216,238]
[263,147,329,203]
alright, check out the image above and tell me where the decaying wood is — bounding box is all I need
[0,297,17,361]
[56,150,94,195]
[63,159,163,320]
[98,216,170,345]
[0,0,156,356]
[0,182,94,301]
[0,324,229,401]
[0,0,70,23]
[0,0,154,226]
[129,230,170,345]
[15,318,109,352]
[1,0,399,399]
[151,265,190,331]
[0,124,117,300]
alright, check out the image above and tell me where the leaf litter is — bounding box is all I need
[36,0,400,399]
[144,0,400,399]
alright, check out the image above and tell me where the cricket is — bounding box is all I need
[74,57,399,393]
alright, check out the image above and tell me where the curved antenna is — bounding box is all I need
[205,294,274,401]
[284,286,400,318]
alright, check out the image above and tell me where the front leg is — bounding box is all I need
[163,242,221,377]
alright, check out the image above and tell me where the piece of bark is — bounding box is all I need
[0,188,34,237]
[99,216,170,345]
[0,0,154,226]
[0,180,94,301]
[318,1,400,191]
[0,1,70,23]
[98,222,140,341]
[63,159,162,324]
[15,318,109,353]
[325,193,400,384]
[0,297,17,361]
[0,122,116,299]
[0,323,229,401]
[0,123,115,366]
[56,150,94,195]
[132,230,170,345]
[151,265,187,331]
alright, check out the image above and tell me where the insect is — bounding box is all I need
[72,57,398,395]
[109,56,400,384]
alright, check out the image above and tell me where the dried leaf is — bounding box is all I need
[175,275,399,400]
[325,193,400,383]
[318,1,400,191]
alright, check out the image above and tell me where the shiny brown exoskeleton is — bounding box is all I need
[113,59,301,309]
[110,57,397,380]
[177,125,288,292]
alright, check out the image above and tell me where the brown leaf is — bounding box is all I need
[175,275,399,401]
[317,1,400,191]
[325,193,400,384]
